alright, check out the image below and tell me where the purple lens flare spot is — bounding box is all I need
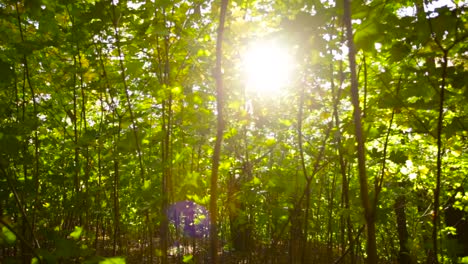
[168,200,210,238]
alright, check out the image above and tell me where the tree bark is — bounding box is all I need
[210,0,229,262]
[343,0,378,262]
[395,193,412,264]
[112,118,122,256]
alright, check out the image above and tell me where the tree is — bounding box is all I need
[343,0,377,262]
[210,0,229,262]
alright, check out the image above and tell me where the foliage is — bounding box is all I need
[0,0,467,263]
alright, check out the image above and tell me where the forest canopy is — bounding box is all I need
[0,0,467,263]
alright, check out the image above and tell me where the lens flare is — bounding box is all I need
[243,40,294,97]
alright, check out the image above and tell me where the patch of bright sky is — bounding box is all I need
[331,44,349,61]
[397,0,467,17]
[320,0,336,8]
[127,1,144,10]
[374,43,382,52]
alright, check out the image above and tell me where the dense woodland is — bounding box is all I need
[0,0,468,263]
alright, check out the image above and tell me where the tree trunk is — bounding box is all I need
[343,0,377,262]
[394,194,412,264]
[112,118,122,255]
[210,0,229,262]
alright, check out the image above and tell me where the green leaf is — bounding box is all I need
[0,60,14,84]
[126,59,144,75]
[389,42,411,62]
[0,134,20,155]
[99,257,126,264]
[56,237,78,258]
[431,7,457,38]
[278,118,292,127]
[182,254,193,263]
[389,150,408,164]
[1,226,16,245]
[265,138,276,147]
[146,24,169,36]
[442,226,457,236]
[143,179,151,190]
[354,19,380,52]
[251,177,261,186]
[79,129,98,147]
[69,226,83,240]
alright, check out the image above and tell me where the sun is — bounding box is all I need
[242,40,294,97]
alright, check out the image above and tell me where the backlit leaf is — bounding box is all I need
[69,226,83,240]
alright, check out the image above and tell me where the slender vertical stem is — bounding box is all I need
[14,2,40,251]
[210,0,229,262]
[110,1,145,182]
[328,169,337,261]
[343,0,377,262]
[112,118,122,255]
[432,50,447,264]
[297,85,308,263]
[332,57,354,261]
[362,54,367,118]
[374,77,401,208]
